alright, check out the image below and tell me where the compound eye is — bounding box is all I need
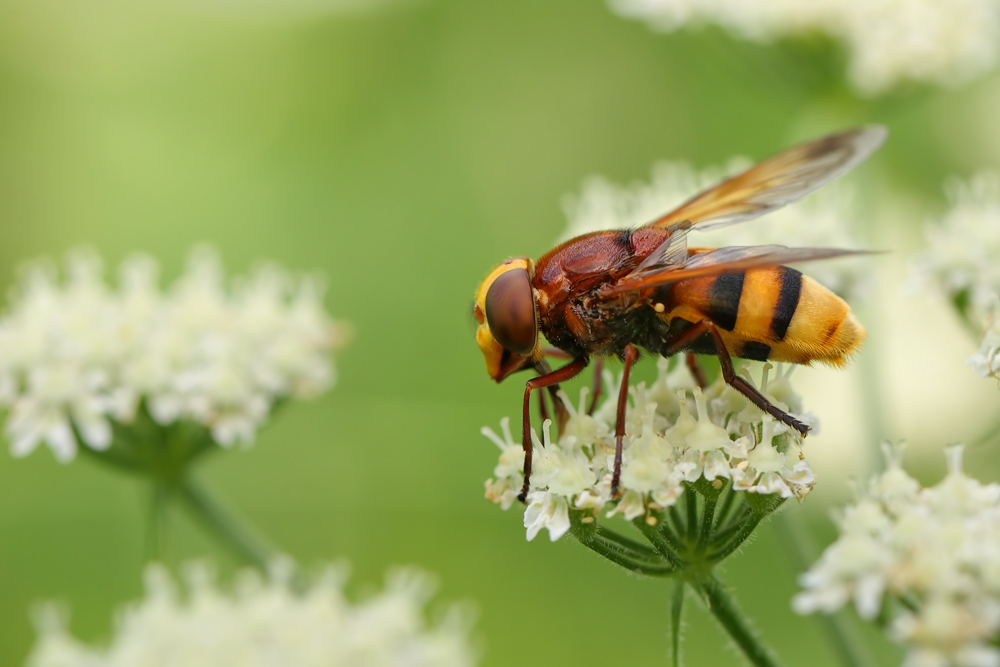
[484,267,537,356]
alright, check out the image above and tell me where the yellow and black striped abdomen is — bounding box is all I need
[662,266,865,366]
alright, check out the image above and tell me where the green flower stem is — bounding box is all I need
[635,518,687,569]
[708,507,762,560]
[695,490,720,554]
[176,477,277,571]
[657,516,691,557]
[147,482,169,562]
[595,524,667,562]
[685,486,698,543]
[711,502,752,543]
[713,486,739,529]
[569,524,676,576]
[776,512,873,667]
[698,574,786,667]
[670,579,685,667]
[668,503,687,537]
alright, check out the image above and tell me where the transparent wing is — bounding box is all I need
[601,245,876,296]
[645,126,886,233]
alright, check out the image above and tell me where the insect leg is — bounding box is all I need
[666,320,810,437]
[520,356,589,502]
[537,390,550,424]
[542,346,573,359]
[534,359,570,433]
[587,357,603,415]
[686,353,709,389]
[611,344,640,498]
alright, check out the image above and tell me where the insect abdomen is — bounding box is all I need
[663,266,865,366]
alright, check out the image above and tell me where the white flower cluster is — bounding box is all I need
[27,561,476,667]
[0,247,344,462]
[912,173,1000,316]
[560,159,870,301]
[909,173,1000,382]
[483,360,816,541]
[794,443,1000,667]
[608,0,1000,94]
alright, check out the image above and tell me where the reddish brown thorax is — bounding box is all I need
[531,228,670,357]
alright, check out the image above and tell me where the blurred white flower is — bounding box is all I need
[968,311,1000,382]
[608,0,1000,94]
[560,159,871,301]
[483,359,816,541]
[794,443,1000,666]
[27,561,476,667]
[0,247,345,461]
[912,173,1000,321]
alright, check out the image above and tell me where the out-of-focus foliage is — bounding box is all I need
[1,0,1000,665]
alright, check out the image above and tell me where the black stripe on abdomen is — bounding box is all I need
[770,267,802,341]
[706,272,745,331]
[739,341,771,361]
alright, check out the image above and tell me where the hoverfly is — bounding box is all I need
[473,126,886,502]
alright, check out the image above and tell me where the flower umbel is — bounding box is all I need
[484,360,814,542]
[483,360,814,667]
[794,443,1000,666]
[0,247,345,462]
[27,561,477,667]
[911,172,1000,330]
[608,0,1000,95]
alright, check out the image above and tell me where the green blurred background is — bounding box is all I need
[1,0,999,664]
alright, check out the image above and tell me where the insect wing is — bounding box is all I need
[645,126,886,233]
[601,245,874,296]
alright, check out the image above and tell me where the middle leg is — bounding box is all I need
[611,344,640,497]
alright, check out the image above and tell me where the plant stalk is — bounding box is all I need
[698,574,786,667]
[176,477,277,571]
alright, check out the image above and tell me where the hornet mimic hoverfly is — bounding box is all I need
[473,126,886,502]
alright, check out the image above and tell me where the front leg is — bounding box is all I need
[519,356,589,502]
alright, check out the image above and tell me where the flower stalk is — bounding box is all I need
[569,477,791,667]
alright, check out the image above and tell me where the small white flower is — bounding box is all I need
[795,443,1000,665]
[483,360,816,540]
[26,561,477,667]
[608,0,1000,95]
[524,490,572,541]
[731,418,816,500]
[0,247,345,461]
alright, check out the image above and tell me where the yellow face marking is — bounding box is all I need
[474,258,536,379]
[653,302,665,313]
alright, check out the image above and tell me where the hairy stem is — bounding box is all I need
[696,491,719,554]
[635,518,687,569]
[569,526,676,576]
[670,579,685,666]
[698,574,785,667]
[708,510,766,561]
[596,524,666,562]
